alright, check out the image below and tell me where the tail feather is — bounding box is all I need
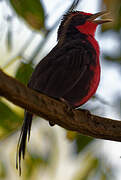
[16,111,33,175]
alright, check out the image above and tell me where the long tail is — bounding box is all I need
[16,111,33,175]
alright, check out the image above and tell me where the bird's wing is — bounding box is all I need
[28,43,92,98]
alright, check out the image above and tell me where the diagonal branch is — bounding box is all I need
[0,69,121,142]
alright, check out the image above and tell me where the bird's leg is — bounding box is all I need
[49,98,74,127]
[60,98,74,111]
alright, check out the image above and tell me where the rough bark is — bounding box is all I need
[0,69,121,142]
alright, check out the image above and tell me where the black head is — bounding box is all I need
[57,11,92,40]
[57,10,111,41]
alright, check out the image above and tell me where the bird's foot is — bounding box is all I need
[60,98,74,111]
[59,98,75,118]
[49,98,74,126]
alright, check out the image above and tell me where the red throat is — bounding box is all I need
[76,21,98,37]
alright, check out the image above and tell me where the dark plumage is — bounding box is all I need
[16,10,111,174]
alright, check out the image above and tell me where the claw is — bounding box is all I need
[60,97,74,110]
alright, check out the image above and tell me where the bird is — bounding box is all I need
[16,10,111,174]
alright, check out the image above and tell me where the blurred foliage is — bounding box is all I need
[75,134,93,154]
[9,0,45,30]
[101,0,121,31]
[101,0,121,65]
[15,62,34,85]
[0,99,22,139]
[24,152,49,179]
[0,160,7,179]
[66,131,93,153]
[72,152,115,180]
[0,0,120,179]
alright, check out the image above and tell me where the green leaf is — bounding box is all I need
[9,0,45,30]
[75,134,93,154]
[0,100,22,139]
[15,62,33,85]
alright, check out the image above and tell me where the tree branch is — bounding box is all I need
[0,69,121,142]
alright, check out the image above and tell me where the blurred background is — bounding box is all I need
[0,0,121,179]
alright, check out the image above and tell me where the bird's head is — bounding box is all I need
[58,11,112,40]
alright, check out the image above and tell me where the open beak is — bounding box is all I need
[88,11,112,24]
